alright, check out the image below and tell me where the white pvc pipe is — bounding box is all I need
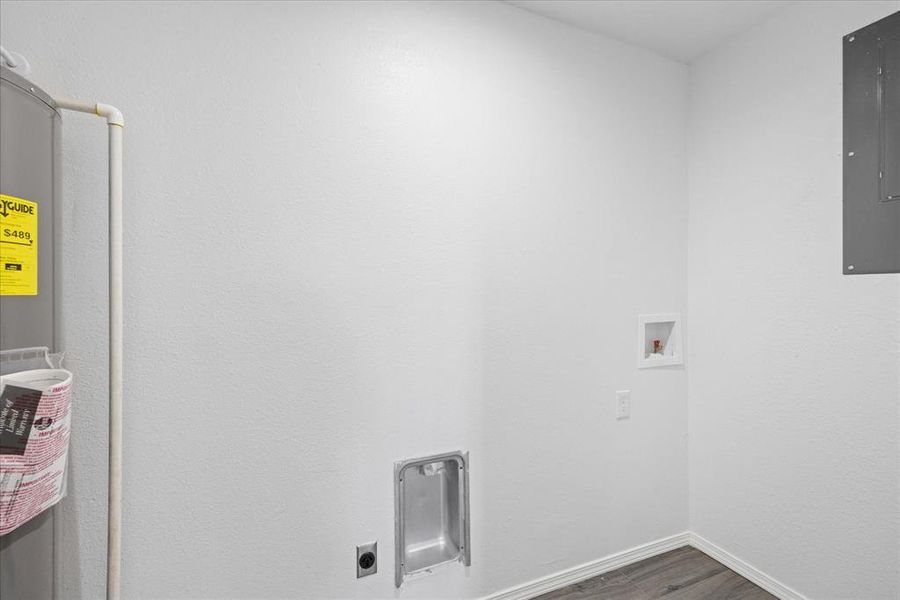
[55,98,124,600]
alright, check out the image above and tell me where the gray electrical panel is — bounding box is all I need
[843,11,900,275]
[0,66,62,600]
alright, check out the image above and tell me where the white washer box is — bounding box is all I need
[638,313,684,368]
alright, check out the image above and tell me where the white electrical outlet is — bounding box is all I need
[616,390,631,419]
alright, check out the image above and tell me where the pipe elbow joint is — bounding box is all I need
[96,103,124,127]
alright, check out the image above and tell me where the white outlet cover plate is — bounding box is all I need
[616,390,631,419]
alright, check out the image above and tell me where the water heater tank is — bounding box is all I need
[0,65,63,600]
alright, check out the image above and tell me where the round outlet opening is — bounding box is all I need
[359,552,375,570]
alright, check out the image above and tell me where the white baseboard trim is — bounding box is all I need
[483,531,808,600]
[484,532,692,600]
[688,533,807,600]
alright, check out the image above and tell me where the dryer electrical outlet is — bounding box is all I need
[356,541,377,578]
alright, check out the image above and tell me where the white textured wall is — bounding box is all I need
[688,2,900,599]
[0,2,689,598]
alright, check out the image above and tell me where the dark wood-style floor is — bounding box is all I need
[534,546,777,600]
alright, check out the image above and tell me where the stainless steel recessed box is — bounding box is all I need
[843,11,900,274]
[394,451,470,587]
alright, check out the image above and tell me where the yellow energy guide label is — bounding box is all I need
[0,194,38,296]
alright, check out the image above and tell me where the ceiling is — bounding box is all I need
[505,1,794,63]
